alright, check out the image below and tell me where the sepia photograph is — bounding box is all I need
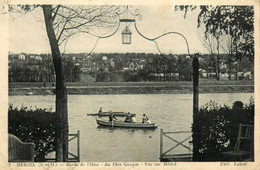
[2,1,258,167]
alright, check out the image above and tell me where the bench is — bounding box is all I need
[8,134,35,162]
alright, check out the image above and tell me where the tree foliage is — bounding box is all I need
[177,5,254,60]
[194,98,254,161]
[8,105,56,162]
[198,6,254,60]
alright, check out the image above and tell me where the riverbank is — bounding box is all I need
[9,80,254,95]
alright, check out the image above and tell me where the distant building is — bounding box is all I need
[102,56,108,61]
[123,67,129,71]
[243,71,252,80]
[35,56,42,61]
[128,60,142,71]
[129,62,135,71]
[199,69,207,78]
[109,58,115,68]
[18,53,26,60]
[207,72,217,79]
[138,64,144,70]
[173,55,178,60]
[219,73,229,80]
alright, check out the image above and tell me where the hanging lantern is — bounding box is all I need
[121,25,132,44]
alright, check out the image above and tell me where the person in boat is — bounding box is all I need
[98,107,103,117]
[109,113,117,122]
[98,107,103,113]
[146,119,151,124]
[142,114,149,123]
[131,115,136,123]
[124,112,132,123]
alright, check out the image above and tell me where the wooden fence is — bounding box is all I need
[159,129,192,162]
[46,130,80,162]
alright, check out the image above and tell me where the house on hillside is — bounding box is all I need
[102,56,108,61]
[128,61,136,71]
[207,72,217,79]
[122,67,129,71]
[30,55,35,59]
[149,72,180,81]
[35,56,42,61]
[243,71,253,80]
[18,53,26,60]
[109,58,115,68]
[199,69,207,78]
[219,72,229,80]
[127,59,144,71]
[100,56,109,72]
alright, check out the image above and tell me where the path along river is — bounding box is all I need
[9,93,253,162]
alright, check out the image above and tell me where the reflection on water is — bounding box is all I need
[9,93,253,162]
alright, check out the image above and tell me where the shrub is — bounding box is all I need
[8,105,56,161]
[193,98,254,161]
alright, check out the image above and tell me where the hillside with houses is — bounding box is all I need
[8,52,253,83]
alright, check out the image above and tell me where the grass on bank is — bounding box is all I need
[9,79,254,88]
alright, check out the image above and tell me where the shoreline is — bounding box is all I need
[9,85,254,96]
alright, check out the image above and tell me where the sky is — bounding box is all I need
[9,5,207,55]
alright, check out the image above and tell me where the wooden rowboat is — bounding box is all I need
[87,112,136,117]
[96,118,158,129]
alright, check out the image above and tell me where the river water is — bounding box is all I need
[9,93,253,162]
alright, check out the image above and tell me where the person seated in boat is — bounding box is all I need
[131,115,136,123]
[98,107,103,114]
[124,112,132,123]
[109,113,117,122]
[146,119,151,124]
[142,114,149,123]
[98,107,103,117]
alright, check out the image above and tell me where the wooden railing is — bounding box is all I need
[68,130,80,162]
[160,129,192,161]
[46,130,80,162]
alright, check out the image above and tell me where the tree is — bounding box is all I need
[200,31,222,80]
[221,34,238,80]
[177,5,254,62]
[197,6,254,61]
[197,6,254,80]
[176,55,192,81]
[10,4,119,162]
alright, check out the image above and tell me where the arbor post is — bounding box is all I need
[192,54,199,161]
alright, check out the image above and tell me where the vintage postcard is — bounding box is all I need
[0,0,259,169]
